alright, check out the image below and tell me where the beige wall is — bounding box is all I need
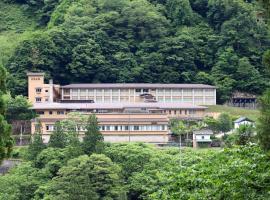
[61,88,216,105]
[31,113,170,143]
[28,74,50,104]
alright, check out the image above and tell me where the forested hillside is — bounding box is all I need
[1,0,270,103]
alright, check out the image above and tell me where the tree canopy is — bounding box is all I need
[2,0,269,103]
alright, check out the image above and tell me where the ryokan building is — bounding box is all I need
[27,72,216,143]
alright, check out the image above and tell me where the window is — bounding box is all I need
[37,111,44,115]
[45,98,49,102]
[174,110,177,115]
[135,89,141,93]
[114,126,118,131]
[134,126,140,131]
[169,110,171,114]
[57,111,65,115]
[124,126,129,131]
[46,125,54,131]
[45,90,48,93]
[49,111,53,115]
[143,89,149,93]
[36,88,42,93]
[64,89,70,95]
[101,126,105,131]
[35,97,41,103]
[106,126,110,131]
[201,136,205,139]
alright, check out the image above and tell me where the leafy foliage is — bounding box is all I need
[2,0,269,103]
[257,89,270,151]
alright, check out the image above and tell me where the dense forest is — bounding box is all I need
[0,0,270,103]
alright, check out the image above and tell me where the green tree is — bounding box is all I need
[257,89,270,151]
[0,64,12,163]
[217,112,232,133]
[5,95,36,123]
[82,114,104,155]
[203,116,220,133]
[27,121,46,160]
[48,121,67,148]
[235,124,255,146]
[41,154,124,200]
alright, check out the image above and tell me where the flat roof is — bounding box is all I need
[31,102,208,110]
[32,115,169,123]
[27,72,45,76]
[61,83,216,89]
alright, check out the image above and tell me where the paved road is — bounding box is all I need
[0,159,21,175]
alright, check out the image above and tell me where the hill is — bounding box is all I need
[1,0,270,103]
[206,105,260,121]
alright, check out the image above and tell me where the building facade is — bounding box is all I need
[27,72,216,143]
[27,73,216,105]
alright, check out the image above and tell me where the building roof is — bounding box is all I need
[193,129,213,135]
[31,102,208,110]
[27,72,45,76]
[61,83,216,89]
[234,117,254,123]
[32,115,169,124]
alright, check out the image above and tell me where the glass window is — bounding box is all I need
[35,97,41,103]
[143,89,149,93]
[106,126,110,131]
[134,126,140,131]
[72,89,78,95]
[63,89,70,95]
[57,111,65,115]
[135,89,141,93]
[36,88,42,93]
[183,89,193,96]
[124,126,129,131]
[49,111,53,115]
[114,126,118,131]
[37,111,44,115]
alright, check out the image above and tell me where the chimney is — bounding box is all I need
[49,79,54,102]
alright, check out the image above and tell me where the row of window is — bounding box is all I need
[37,111,65,115]
[167,110,196,115]
[36,88,49,93]
[63,88,215,97]
[45,124,167,132]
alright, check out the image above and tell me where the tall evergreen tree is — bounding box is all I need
[48,121,67,148]
[0,65,12,163]
[257,89,270,151]
[82,115,104,155]
[27,120,46,160]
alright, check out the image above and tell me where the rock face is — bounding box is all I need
[0,159,20,175]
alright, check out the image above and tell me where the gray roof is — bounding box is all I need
[234,117,254,123]
[61,83,216,89]
[193,129,213,135]
[32,116,169,124]
[27,72,45,76]
[32,102,208,110]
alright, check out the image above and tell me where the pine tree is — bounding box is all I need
[28,120,46,160]
[257,89,270,151]
[0,65,12,163]
[48,121,67,148]
[82,115,104,155]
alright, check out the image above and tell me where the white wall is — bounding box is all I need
[42,134,169,144]
[195,135,211,141]
[234,121,253,129]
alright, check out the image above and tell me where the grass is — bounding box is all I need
[206,105,260,121]
[0,1,38,65]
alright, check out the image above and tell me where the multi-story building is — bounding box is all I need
[27,72,216,143]
[27,73,216,105]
